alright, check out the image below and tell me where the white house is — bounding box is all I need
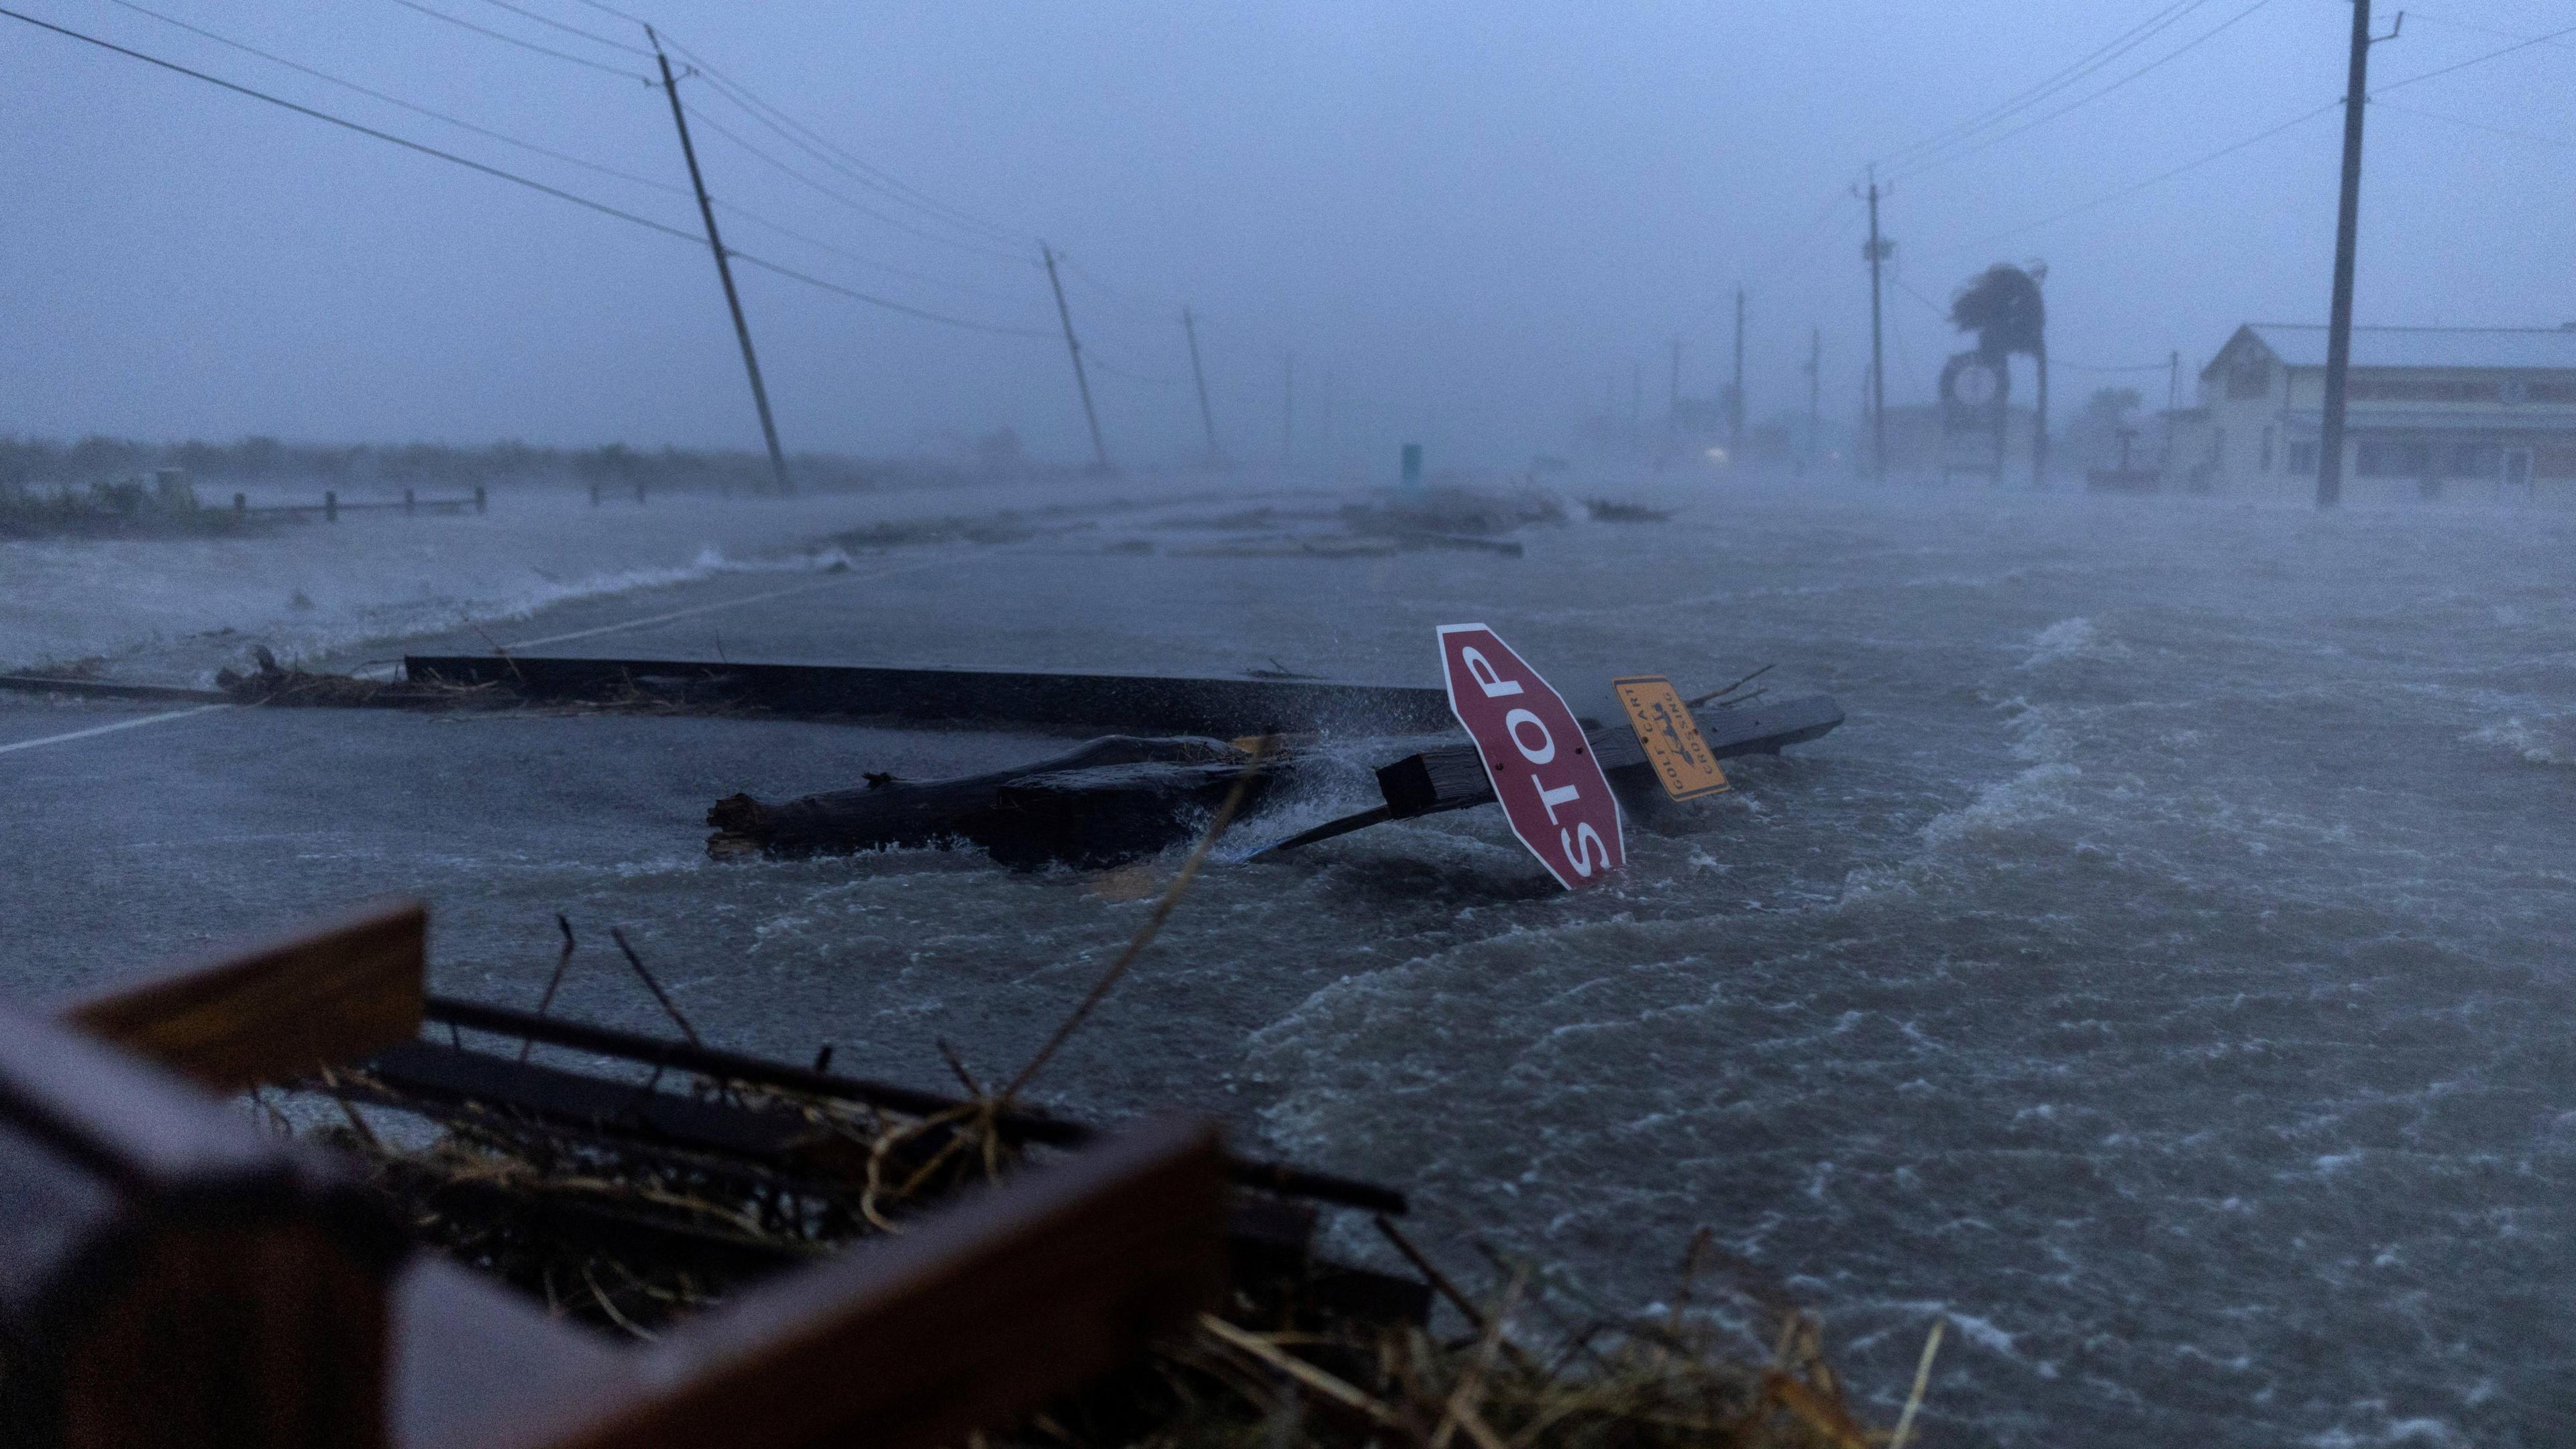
[2165,324,2576,500]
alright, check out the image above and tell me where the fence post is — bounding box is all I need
[233,492,248,517]
[325,490,337,523]
[473,485,486,514]
[402,488,415,517]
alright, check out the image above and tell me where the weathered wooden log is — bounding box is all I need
[708,736,1267,868]
[0,1005,405,1449]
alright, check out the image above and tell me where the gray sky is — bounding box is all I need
[1,0,2567,466]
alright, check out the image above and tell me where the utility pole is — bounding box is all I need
[2165,349,2181,472]
[1320,366,1335,471]
[1858,170,1892,482]
[1730,286,1746,458]
[1041,244,1110,473]
[1182,306,1220,465]
[1805,326,1821,476]
[650,30,789,496]
[2317,0,2400,508]
[1282,354,1295,465]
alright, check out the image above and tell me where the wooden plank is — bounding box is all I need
[1376,692,1844,818]
[354,1040,824,1165]
[60,898,427,1091]
[494,1118,1228,1449]
[417,996,1409,1214]
[405,655,1458,736]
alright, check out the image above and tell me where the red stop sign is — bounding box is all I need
[1436,624,1625,890]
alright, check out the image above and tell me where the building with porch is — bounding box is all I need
[2165,324,2576,500]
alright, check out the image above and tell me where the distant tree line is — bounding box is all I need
[0,435,1014,496]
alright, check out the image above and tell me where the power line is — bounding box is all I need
[2373,21,2576,94]
[679,100,1032,263]
[383,0,650,80]
[1878,0,2215,170]
[0,7,1055,339]
[461,0,654,56]
[708,200,1037,305]
[1919,18,2576,257]
[722,254,1048,337]
[105,0,1038,310]
[1931,99,2339,257]
[101,0,688,199]
[2374,99,2574,150]
[667,42,1034,248]
[1890,0,2279,182]
[678,65,1033,254]
[2402,10,2576,53]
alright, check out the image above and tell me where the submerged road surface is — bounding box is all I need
[7,476,2575,1447]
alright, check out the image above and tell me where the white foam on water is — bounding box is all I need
[2021,616,2121,667]
[2467,714,2576,767]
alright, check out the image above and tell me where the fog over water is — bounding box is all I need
[5,3,2575,1446]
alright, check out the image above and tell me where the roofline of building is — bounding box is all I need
[2243,323,2576,335]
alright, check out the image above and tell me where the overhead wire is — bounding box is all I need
[99,0,689,199]
[1888,0,2279,183]
[2371,21,2576,95]
[1877,0,2216,170]
[2373,99,2574,150]
[0,7,1054,338]
[678,100,1034,263]
[93,0,1034,309]
[672,50,1034,250]
[460,0,653,56]
[382,0,650,80]
[2401,10,2576,53]
[1929,17,2576,256]
[1927,99,2339,258]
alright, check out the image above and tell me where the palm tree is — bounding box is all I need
[1949,263,2049,483]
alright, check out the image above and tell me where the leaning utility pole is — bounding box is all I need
[650,30,789,495]
[1041,244,1110,472]
[1729,286,1746,457]
[1805,326,1821,476]
[2317,0,2399,508]
[1182,306,1220,464]
[1859,172,1892,482]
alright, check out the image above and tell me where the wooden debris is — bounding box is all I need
[409,655,1458,735]
[708,735,1267,867]
[1583,499,1678,523]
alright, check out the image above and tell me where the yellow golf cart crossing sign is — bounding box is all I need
[1611,676,1729,801]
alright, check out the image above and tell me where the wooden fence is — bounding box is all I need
[21,900,1230,1449]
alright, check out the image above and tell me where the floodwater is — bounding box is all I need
[7,472,2574,1447]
